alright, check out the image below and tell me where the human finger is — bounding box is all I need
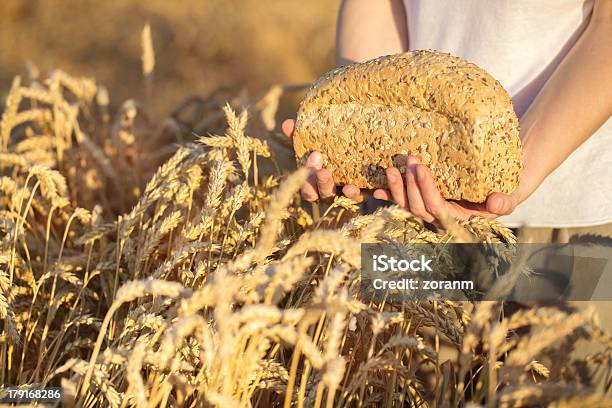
[485,192,518,215]
[301,151,323,201]
[373,189,392,201]
[405,156,435,223]
[316,168,336,199]
[342,184,365,202]
[385,167,408,208]
[281,119,295,138]
[415,164,448,220]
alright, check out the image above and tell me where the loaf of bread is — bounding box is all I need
[292,50,522,203]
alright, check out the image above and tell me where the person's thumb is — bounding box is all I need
[281,119,295,138]
[486,192,518,215]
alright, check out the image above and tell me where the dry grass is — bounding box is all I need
[1,46,612,408]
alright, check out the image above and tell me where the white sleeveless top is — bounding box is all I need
[403,0,612,227]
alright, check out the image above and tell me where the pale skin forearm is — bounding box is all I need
[517,1,612,203]
[336,0,408,66]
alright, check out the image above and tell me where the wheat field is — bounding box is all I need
[0,27,611,408]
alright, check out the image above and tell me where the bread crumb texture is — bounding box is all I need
[293,50,522,203]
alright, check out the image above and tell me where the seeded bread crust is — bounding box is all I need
[292,50,522,203]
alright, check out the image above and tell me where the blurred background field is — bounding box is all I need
[0,0,338,117]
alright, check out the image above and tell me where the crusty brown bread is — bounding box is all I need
[292,50,522,203]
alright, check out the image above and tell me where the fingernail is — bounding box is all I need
[490,198,503,213]
[416,165,426,182]
[407,157,420,177]
[309,152,323,169]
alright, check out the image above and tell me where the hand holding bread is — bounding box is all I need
[288,50,524,221]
